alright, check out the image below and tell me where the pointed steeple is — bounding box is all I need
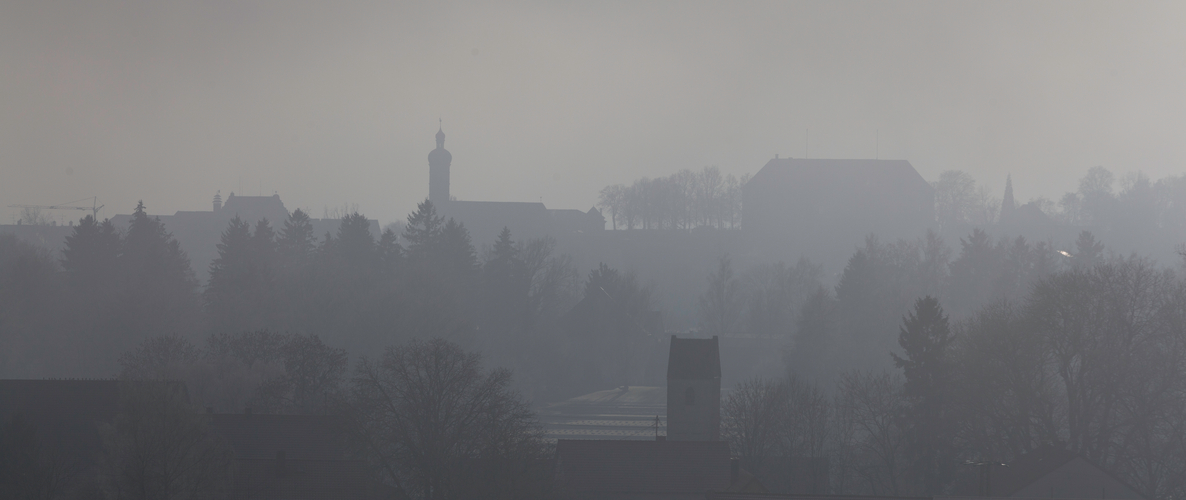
[428,121,452,205]
[1000,174,1016,225]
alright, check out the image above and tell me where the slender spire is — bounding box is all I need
[1000,174,1016,225]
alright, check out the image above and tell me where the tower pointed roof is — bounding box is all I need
[435,119,445,147]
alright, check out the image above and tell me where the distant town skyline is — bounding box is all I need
[4,1,1185,226]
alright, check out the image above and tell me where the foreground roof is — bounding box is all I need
[556,439,732,495]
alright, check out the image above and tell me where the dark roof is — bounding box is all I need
[0,379,121,458]
[555,439,732,495]
[989,446,1147,499]
[746,158,930,193]
[707,494,928,500]
[668,336,721,380]
[230,458,387,500]
[208,413,350,461]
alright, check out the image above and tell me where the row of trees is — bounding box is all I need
[723,256,1186,499]
[597,166,749,230]
[1,198,670,403]
[101,333,550,500]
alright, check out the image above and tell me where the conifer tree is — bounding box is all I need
[277,209,315,266]
[118,201,200,344]
[891,295,955,494]
[403,199,443,263]
[61,215,122,289]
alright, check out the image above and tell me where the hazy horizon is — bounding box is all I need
[4,1,1185,227]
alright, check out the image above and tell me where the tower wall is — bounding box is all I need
[666,335,721,441]
[667,378,721,441]
[428,127,452,205]
[429,162,449,205]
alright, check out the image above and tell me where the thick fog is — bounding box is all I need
[6,2,1186,500]
[3,1,1186,221]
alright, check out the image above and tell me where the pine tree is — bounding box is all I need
[481,228,530,342]
[403,199,443,263]
[1072,230,1105,269]
[377,228,403,274]
[61,215,121,290]
[892,295,955,494]
[206,216,276,332]
[334,212,376,273]
[439,218,478,278]
[119,201,200,343]
[278,209,315,267]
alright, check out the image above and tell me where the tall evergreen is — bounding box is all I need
[438,218,478,278]
[206,216,277,332]
[403,199,444,262]
[892,296,955,494]
[61,215,122,290]
[277,208,315,267]
[118,201,200,343]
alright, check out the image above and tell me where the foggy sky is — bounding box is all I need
[3,1,1184,228]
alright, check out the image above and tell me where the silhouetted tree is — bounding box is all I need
[277,208,316,267]
[892,296,955,494]
[698,255,742,336]
[98,382,233,500]
[0,414,77,499]
[119,201,201,345]
[0,234,62,377]
[348,338,546,500]
[786,287,837,382]
[205,217,277,332]
[61,215,121,290]
[1071,230,1105,269]
[742,258,822,338]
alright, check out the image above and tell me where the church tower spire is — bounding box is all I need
[1000,174,1016,225]
[428,121,452,205]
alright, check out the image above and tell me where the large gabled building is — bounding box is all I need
[742,158,934,267]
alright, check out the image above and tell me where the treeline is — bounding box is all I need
[0,198,669,402]
[721,236,1186,499]
[1,334,550,499]
[597,166,749,230]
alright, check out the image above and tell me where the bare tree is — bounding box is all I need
[722,377,791,474]
[698,255,742,336]
[98,382,233,500]
[348,338,547,500]
[837,370,910,495]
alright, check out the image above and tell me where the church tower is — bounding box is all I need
[428,123,452,205]
[667,335,721,441]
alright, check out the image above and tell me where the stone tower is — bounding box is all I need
[667,335,721,441]
[428,124,452,205]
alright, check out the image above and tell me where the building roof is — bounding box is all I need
[538,386,667,441]
[668,336,721,380]
[555,439,732,495]
[991,446,1146,499]
[746,158,930,193]
[0,379,121,459]
[207,413,350,461]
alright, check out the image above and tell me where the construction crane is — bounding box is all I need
[9,196,105,220]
